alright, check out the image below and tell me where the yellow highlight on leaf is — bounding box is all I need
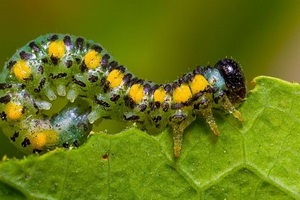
[5,102,23,120]
[189,74,209,94]
[173,84,192,103]
[48,40,66,59]
[154,87,166,103]
[12,60,31,80]
[107,69,124,88]
[84,50,102,69]
[31,130,58,149]
[129,84,145,103]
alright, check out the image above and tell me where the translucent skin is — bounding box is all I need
[0,34,246,156]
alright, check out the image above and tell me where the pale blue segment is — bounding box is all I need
[204,68,225,89]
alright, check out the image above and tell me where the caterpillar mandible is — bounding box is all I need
[0,34,246,157]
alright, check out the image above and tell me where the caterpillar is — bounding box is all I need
[0,34,246,157]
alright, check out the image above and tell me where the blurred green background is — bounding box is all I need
[1,0,300,157]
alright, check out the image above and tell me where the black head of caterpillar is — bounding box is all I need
[0,34,246,157]
[215,59,246,104]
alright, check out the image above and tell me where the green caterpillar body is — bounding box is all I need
[0,34,246,157]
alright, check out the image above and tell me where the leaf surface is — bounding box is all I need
[0,76,299,199]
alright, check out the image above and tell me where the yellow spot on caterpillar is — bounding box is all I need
[189,74,209,94]
[129,84,144,103]
[84,50,102,69]
[107,69,124,88]
[173,84,192,103]
[31,130,58,149]
[154,87,166,103]
[12,60,31,80]
[48,40,66,59]
[5,102,23,120]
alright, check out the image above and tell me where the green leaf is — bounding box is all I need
[0,76,299,199]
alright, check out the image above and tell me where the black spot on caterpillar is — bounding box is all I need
[0,34,246,157]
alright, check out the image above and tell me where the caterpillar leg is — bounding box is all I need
[198,95,243,137]
[87,106,108,124]
[220,95,243,122]
[170,113,194,158]
[199,107,220,136]
[195,96,220,136]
